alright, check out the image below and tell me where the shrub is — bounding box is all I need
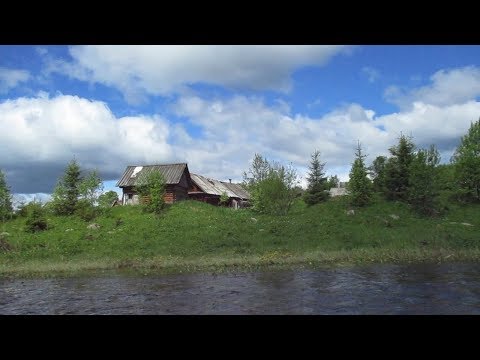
[25,201,49,233]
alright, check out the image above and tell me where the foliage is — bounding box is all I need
[304,150,329,206]
[79,170,103,206]
[136,169,166,214]
[51,159,83,216]
[98,191,120,208]
[219,191,229,206]
[24,201,49,233]
[2,198,480,276]
[325,175,340,189]
[347,142,372,206]
[75,199,99,222]
[408,145,441,216]
[0,169,13,222]
[243,153,270,187]
[244,154,299,215]
[369,155,387,192]
[451,119,480,202]
[384,134,415,201]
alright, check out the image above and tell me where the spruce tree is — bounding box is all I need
[347,142,372,206]
[384,134,415,201]
[369,155,387,192]
[52,159,83,215]
[304,150,329,206]
[408,145,440,216]
[0,169,13,222]
[451,119,480,202]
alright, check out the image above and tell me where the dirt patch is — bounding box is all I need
[0,237,14,252]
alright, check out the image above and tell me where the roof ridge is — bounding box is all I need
[126,163,187,167]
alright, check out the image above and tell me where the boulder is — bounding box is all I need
[346,209,355,216]
[87,223,101,230]
[389,214,400,220]
[251,217,258,223]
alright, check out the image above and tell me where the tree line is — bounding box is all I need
[1,118,479,226]
[242,118,480,216]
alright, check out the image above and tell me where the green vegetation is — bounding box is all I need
[384,134,416,201]
[452,119,480,202]
[347,142,372,207]
[244,154,299,215]
[1,119,480,278]
[219,191,229,206]
[0,169,13,226]
[136,169,166,214]
[304,150,329,206]
[408,145,441,216]
[0,197,479,278]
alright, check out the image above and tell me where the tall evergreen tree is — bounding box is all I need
[384,134,415,201]
[347,142,372,206]
[369,155,387,192]
[51,159,83,215]
[451,119,480,202]
[0,169,13,222]
[408,145,441,216]
[304,150,329,206]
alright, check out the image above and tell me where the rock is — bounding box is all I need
[259,229,264,232]
[389,214,400,220]
[461,223,474,226]
[65,228,74,232]
[0,232,10,237]
[346,209,355,216]
[87,223,100,230]
[251,217,258,223]
[107,231,115,234]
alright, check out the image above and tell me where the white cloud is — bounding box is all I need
[361,66,380,83]
[172,94,480,184]
[3,65,480,195]
[0,67,30,94]
[45,45,349,104]
[385,66,480,109]
[0,94,174,193]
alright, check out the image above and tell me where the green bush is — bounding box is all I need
[75,199,98,222]
[25,202,49,233]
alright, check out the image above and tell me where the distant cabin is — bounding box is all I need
[116,163,192,205]
[189,173,250,208]
[116,163,250,207]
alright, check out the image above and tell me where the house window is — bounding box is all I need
[128,193,133,199]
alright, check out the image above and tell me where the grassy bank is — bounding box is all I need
[1,197,479,277]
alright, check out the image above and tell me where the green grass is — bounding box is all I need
[1,196,479,277]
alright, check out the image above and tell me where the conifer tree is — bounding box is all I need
[304,150,329,205]
[347,142,372,206]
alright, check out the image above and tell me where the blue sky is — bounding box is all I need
[1,45,480,203]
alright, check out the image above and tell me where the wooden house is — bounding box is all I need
[188,173,250,208]
[116,163,193,205]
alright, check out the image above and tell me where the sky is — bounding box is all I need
[1,45,480,204]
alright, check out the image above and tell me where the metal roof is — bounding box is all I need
[190,173,250,200]
[116,163,188,187]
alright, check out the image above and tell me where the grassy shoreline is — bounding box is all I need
[1,198,479,278]
[2,248,480,279]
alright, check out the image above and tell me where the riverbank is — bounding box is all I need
[1,198,479,278]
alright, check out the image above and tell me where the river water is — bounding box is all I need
[1,262,480,314]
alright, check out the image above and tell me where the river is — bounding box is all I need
[1,262,480,314]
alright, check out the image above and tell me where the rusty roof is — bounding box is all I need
[116,163,189,187]
[190,173,250,200]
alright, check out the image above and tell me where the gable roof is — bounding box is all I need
[190,173,250,200]
[116,163,189,187]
